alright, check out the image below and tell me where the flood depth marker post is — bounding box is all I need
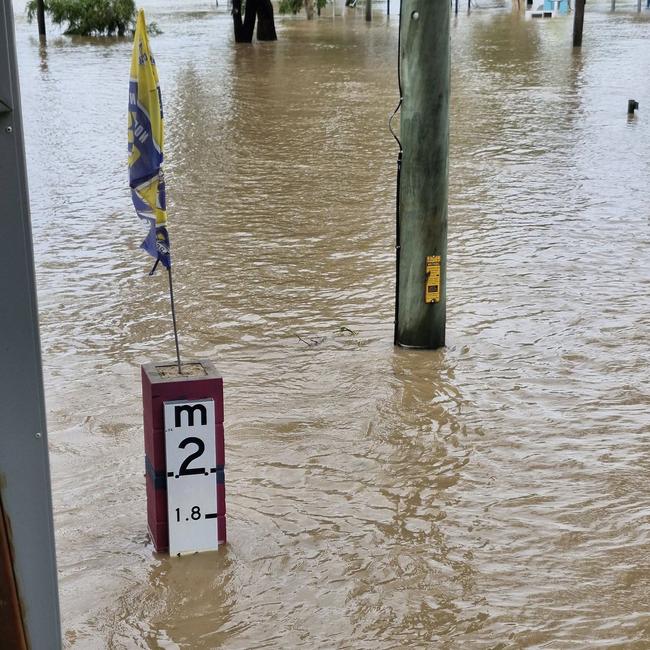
[395,1,450,349]
[142,361,226,554]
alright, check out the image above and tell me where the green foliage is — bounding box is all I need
[26,0,136,36]
[278,0,301,14]
[279,0,327,15]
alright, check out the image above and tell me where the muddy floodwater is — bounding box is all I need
[11,0,650,646]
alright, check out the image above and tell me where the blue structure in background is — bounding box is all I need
[543,0,569,14]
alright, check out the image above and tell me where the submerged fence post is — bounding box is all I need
[573,0,585,47]
[395,1,450,349]
[0,0,61,646]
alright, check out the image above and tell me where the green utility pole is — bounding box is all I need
[395,1,450,349]
[573,0,585,47]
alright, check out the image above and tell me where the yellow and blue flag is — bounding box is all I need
[128,10,170,271]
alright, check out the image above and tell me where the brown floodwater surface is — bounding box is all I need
[11,0,650,646]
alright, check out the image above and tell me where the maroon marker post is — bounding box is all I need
[142,360,226,553]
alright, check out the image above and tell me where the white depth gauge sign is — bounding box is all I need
[164,398,220,555]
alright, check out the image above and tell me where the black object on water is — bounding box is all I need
[628,99,639,115]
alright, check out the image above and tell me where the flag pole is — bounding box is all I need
[166,266,182,374]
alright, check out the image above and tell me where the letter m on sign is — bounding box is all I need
[175,404,208,428]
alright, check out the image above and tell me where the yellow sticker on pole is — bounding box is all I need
[425,256,441,303]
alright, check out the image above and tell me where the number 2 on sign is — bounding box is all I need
[178,437,206,476]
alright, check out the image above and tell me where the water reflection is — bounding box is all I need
[344,350,482,643]
[37,37,49,71]
[106,550,237,647]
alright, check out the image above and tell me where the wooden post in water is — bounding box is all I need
[573,0,585,47]
[611,0,615,12]
[36,0,45,37]
[366,0,372,21]
[0,497,27,650]
[395,1,450,349]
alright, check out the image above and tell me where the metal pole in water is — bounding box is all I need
[573,0,585,47]
[395,1,450,349]
[0,0,61,645]
[366,0,372,20]
[611,0,615,11]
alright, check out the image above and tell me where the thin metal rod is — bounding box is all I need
[167,266,182,373]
